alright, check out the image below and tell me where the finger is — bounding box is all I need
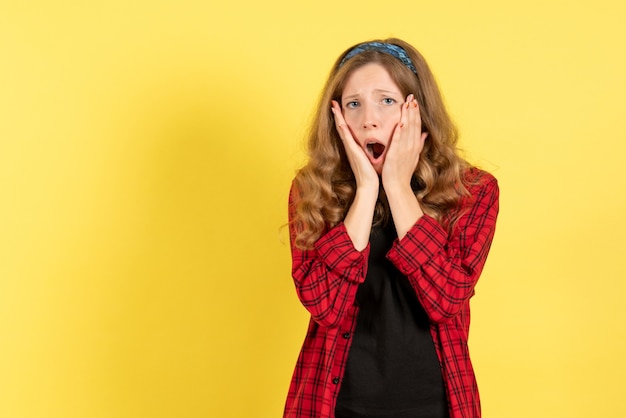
[412,99,429,149]
[331,100,366,160]
[331,100,354,143]
[390,94,412,144]
[402,93,414,128]
[393,95,425,161]
[406,96,425,147]
[407,94,419,122]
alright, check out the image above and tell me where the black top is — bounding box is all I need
[335,220,449,418]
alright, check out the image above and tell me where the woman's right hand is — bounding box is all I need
[331,100,379,191]
[331,100,378,251]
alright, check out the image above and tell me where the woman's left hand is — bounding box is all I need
[381,94,429,189]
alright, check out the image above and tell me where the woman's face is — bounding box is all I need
[340,62,404,174]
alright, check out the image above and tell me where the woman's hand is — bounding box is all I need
[331,100,379,191]
[331,100,378,251]
[382,94,428,239]
[381,94,428,189]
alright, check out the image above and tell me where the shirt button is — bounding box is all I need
[343,332,350,339]
[332,377,340,384]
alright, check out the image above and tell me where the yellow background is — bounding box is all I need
[1,1,625,417]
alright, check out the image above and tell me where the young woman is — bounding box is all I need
[284,38,499,418]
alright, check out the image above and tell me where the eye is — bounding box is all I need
[345,101,359,109]
[382,97,396,105]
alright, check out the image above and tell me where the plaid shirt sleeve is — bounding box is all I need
[387,170,499,324]
[386,169,499,418]
[288,184,369,328]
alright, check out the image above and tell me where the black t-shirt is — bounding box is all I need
[335,220,449,418]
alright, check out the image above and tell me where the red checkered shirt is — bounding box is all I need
[284,168,499,418]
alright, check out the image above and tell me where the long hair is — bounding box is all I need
[292,38,470,250]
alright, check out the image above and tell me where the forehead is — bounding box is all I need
[342,63,401,95]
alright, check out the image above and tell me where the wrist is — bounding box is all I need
[354,182,379,203]
[381,176,412,194]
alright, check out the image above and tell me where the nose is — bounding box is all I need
[362,103,379,129]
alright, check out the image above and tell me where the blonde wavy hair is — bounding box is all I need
[292,38,470,250]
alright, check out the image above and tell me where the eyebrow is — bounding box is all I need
[342,89,403,101]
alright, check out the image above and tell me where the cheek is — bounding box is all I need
[341,111,357,127]
[341,113,360,135]
[382,108,402,127]
[381,109,402,140]
[378,104,401,121]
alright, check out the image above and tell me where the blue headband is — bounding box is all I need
[339,42,418,75]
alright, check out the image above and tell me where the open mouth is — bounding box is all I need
[366,142,386,159]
